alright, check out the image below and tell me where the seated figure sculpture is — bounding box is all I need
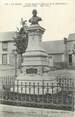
[29,9,42,25]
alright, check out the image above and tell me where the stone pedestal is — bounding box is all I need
[22,24,49,76]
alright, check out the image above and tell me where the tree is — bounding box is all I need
[14,18,28,73]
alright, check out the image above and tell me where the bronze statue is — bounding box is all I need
[29,9,42,25]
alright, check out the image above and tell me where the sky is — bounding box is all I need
[0,0,75,41]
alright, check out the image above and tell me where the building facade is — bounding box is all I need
[0,32,16,77]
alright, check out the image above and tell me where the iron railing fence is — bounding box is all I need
[0,77,74,111]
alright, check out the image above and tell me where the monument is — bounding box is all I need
[17,10,51,80]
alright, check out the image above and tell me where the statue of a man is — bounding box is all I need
[29,9,42,25]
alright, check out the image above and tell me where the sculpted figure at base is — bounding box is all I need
[29,9,42,25]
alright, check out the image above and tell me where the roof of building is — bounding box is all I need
[0,32,16,41]
[42,40,65,54]
[68,33,75,41]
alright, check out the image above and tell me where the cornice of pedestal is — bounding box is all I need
[27,24,45,34]
[23,49,48,57]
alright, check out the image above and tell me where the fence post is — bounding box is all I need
[17,80,19,100]
[21,82,23,101]
[72,79,74,111]
[51,83,53,104]
[25,82,27,101]
[61,83,63,104]
[42,80,44,107]
[66,78,69,104]
[1,78,3,103]
[5,77,8,100]
[29,82,31,101]
[47,83,49,103]
[56,82,58,104]
[33,82,35,102]
[9,76,11,100]
[37,82,40,102]
[13,80,15,94]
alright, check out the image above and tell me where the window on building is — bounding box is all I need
[2,42,8,51]
[2,54,7,65]
[69,54,72,65]
[26,68,37,74]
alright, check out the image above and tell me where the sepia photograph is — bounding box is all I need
[0,0,75,117]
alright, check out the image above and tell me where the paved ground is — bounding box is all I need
[0,104,74,117]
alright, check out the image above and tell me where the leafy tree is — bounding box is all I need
[14,19,28,72]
